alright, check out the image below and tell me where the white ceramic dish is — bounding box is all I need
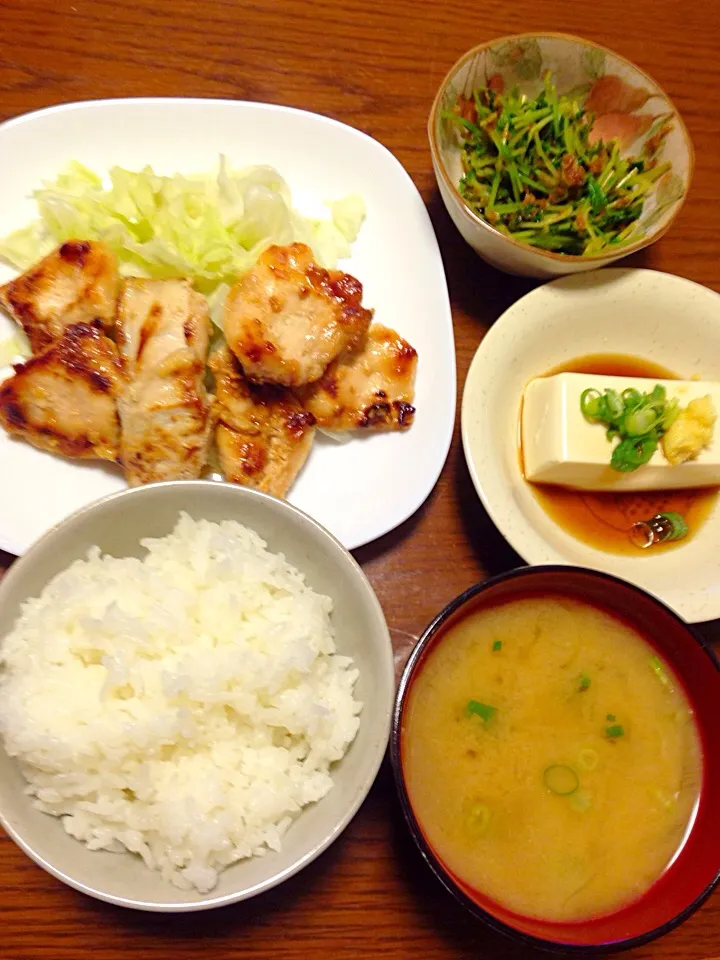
[0,480,394,910]
[462,268,720,623]
[0,98,456,556]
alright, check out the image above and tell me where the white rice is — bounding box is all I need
[0,514,361,893]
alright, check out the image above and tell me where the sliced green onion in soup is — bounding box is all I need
[464,800,492,837]
[569,789,593,813]
[578,748,599,771]
[543,764,579,796]
[467,700,497,723]
[650,655,674,691]
[650,786,677,811]
[605,723,625,739]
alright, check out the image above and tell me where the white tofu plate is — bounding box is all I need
[462,268,720,623]
[0,99,456,556]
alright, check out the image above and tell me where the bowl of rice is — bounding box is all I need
[0,480,393,911]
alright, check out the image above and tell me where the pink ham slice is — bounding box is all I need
[589,112,654,150]
[586,74,651,116]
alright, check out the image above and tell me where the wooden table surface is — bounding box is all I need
[1,0,719,957]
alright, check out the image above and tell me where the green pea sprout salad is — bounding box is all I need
[445,75,671,256]
[580,383,679,472]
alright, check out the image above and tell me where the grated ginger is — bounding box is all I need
[661,395,717,465]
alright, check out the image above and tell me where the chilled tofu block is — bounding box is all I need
[522,372,720,491]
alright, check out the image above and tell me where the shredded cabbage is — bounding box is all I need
[0,331,31,370]
[317,427,352,444]
[0,158,366,325]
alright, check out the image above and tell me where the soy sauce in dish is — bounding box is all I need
[523,354,718,555]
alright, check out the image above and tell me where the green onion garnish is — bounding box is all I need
[580,383,679,472]
[657,512,688,541]
[578,673,591,692]
[492,640,502,652]
[465,801,492,835]
[606,713,616,721]
[650,655,674,689]
[630,512,689,549]
[467,700,497,723]
[578,748,599,771]
[605,724,624,739]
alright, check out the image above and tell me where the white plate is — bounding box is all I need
[0,98,455,556]
[462,268,720,623]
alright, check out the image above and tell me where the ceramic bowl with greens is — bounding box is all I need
[429,34,693,278]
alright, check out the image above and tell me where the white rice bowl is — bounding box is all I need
[0,513,361,894]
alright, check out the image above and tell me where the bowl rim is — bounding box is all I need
[390,563,720,954]
[0,480,395,912]
[427,32,695,265]
[459,266,720,624]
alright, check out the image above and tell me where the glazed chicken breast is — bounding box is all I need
[116,279,214,486]
[0,320,124,460]
[209,345,316,498]
[223,243,373,387]
[0,240,119,354]
[302,324,417,430]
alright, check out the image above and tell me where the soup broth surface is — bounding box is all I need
[402,596,701,922]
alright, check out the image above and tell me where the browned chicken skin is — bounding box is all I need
[302,324,417,430]
[223,242,373,387]
[0,240,119,354]
[117,279,214,486]
[209,345,316,498]
[0,320,124,460]
[0,241,418,490]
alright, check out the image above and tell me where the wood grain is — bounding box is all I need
[0,0,719,957]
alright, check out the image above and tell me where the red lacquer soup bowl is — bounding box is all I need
[391,565,720,954]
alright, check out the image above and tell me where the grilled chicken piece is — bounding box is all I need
[209,345,316,498]
[0,320,123,460]
[224,242,373,387]
[302,324,417,430]
[117,279,214,486]
[0,241,119,354]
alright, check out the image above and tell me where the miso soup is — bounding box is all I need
[401,596,702,922]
